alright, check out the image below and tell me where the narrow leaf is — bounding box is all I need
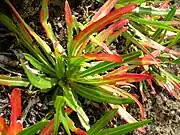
[130,17,180,32]
[72,83,133,104]
[40,119,54,135]
[91,0,118,22]
[103,73,153,83]
[21,60,58,89]
[73,128,87,135]
[102,85,146,120]
[85,53,122,62]
[54,96,71,135]
[10,88,22,125]
[59,84,90,131]
[6,0,55,65]
[152,6,176,40]
[24,53,56,77]
[88,109,118,135]
[40,0,56,42]
[65,0,74,54]
[96,18,129,42]
[18,121,49,135]
[110,104,146,133]
[0,75,30,87]
[0,117,9,134]
[144,42,180,56]
[79,51,141,77]
[71,4,138,56]
[94,119,152,135]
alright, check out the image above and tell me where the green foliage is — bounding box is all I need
[18,121,49,135]
[1,0,179,134]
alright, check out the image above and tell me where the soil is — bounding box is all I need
[0,0,180,135]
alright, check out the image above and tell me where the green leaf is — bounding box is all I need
[168,32,180,48]
[6,0,55,65]
[21,60,58,89]
[132,6,180,16]
[160,68,180,83]
[88,109,118,135]
[24,53,56,77]
[54,96,71,135]
[59,83,90,131]
[172,57,180,64]
[55,56,65,79]
[79,51,141,77]
[72,83,133,104]
[152,6,176,40]
[65,0,74,54]
[18,120,49,135]
[40,0,56,42]
[0,75,30,87]
[94,119,152,135]
[130,17,180,33]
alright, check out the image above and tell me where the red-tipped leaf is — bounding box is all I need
[65,0,74,28]
[85,53,122,62]
[71,4,138,56]
[73,128,87,135]
[97,18,129,42]
[40,119,54,135]
[91,0,118,22]
[9,88,22,135]
[0,116,9,134]
[10,88,22,126]
[103,73,153,84]
[144,42,180,56]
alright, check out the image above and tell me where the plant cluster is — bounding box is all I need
[0,0,179,134]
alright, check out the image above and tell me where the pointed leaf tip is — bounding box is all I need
[10,88,22,124]
[85,53,123,62]
[65,0,73,27]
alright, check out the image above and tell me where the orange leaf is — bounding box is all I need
[10,88,22,125]
[85,53,122,62]
[104,73,153,83]
[0,116,9,134]
[65,108,73,115]
[9,88,22,135]
[91,0,118,23]
[65,0,73,28]
[73,128,87,135]
[40,119,54,135]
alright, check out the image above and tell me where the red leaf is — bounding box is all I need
[40,119,54,135]
[160,1,169,9]
[97,18,129,42]
[0,116,9,134]
[104,73,153,83]
[91,0,118,23]
[9,88,22,135]
[106,85,146,120]
[10,88,22,126]
[9,122,23,135]
[65,0,73,28]
[146,79,156,94]
[134,57,161,65]
[105,65,129,77]
[72,4,138,56]
[144,42,180,56]
[73,128,87,135]
[65,108,73,115]
[85,53,122,62]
